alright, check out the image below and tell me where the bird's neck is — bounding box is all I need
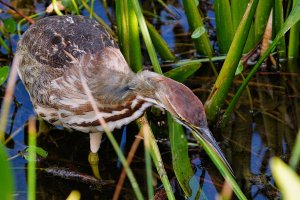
[129,71,164,107]
[92,70,163,109]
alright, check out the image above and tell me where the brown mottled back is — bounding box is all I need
[19,15,118,68]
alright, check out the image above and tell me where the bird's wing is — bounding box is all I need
[50,48,135,103]
[19,15,132,74]
[48,52,147,132]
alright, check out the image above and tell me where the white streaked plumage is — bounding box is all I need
[13,15,233,175]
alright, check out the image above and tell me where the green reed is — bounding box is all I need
[214,0,233,53]
[0,143,14,200]
[27,118,37,200]
[205,0,259,121]
[182,0,213,57]
[223,0,300,124]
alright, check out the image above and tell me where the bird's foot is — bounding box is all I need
[88,151,101,179]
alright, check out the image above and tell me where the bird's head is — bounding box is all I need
[138,70,208,130]
[138,71,233,174]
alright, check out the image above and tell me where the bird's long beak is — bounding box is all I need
[193,126,234,175]
[137,71,234,175]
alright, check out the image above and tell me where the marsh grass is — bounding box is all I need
[27,118,36,200]
[223,0,300,124]
[0,143,14,200]
[1,0,300,199]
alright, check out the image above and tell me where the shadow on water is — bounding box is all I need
[0,0,299,199]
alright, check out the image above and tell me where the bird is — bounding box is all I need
[12,15,232,178]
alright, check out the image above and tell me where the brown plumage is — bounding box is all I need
[13,15,232,175]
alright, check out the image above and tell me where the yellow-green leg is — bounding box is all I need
[88,151,100,179]
[88,132,103,179]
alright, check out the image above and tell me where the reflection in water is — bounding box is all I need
[218,65,299,199]
[0,0,299,199]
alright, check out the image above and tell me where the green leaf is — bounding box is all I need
[0,66,9,86]
[168,114,204,198]
[194,0,199,6]
[164,63,201,83]
[235,62,244,76]
[24,146,48,161]
[61,0,82,14]
[271,157,300,200]
[0,143,14,200]
[35,147,48,158]
[3,18,16,34]
[191,26,206,39]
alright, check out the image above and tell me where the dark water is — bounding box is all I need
[0,0,299,199]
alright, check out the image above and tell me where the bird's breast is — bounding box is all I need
[46,97,153,133]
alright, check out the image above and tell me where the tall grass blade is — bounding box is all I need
[214,0,234,53]
[127,0,142,71]
[254,0,273,44]
[137,117,175,200]
[231,0,256,53]
[0,143,14,200]
[27,118,37,200]
[205,0,259,121]
[116,0,142,72]
[71,0,79,15]
[89,0,95,19]
[142,122,154,199]
[146,21,175,61]
[288,0,300,58]
[182,0,213,56]
[273,0,287,58]
[231,0,248,32]
[116,0,129,60]
[223,0,300,125]
[168,114,196,197]
[0,58,18,143]
[130,0,162,74]
[174,55,227,67]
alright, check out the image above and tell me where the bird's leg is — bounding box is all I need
[88,132,103,179]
